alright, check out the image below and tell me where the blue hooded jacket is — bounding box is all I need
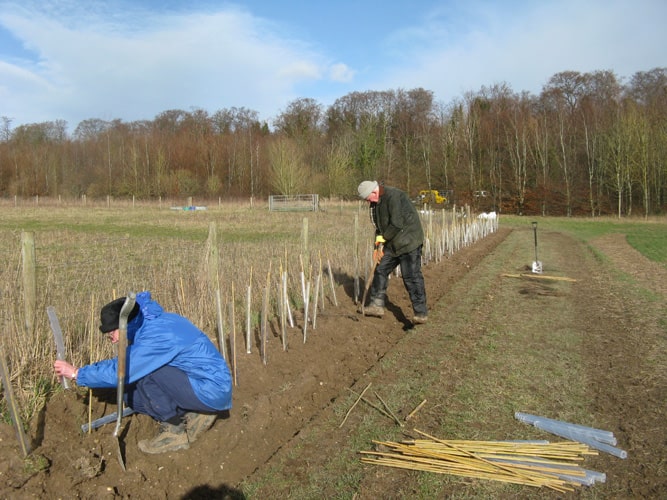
[77,291,232,411]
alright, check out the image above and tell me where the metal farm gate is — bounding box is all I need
[268,194,319,212]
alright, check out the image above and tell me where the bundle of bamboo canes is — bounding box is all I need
[360,430,603,492]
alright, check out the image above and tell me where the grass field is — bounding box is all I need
[0,198,493,422]
[1,200,665,498]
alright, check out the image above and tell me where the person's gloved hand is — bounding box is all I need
[373,235,385,264]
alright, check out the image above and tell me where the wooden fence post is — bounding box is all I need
[21,231,36,334]
[207,222,219,289]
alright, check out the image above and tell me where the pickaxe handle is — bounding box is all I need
[113,293,136,438]
[361,251,380,313]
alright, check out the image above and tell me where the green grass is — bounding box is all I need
[0,208,300,243]
[502,215,667,264]
[243,215,667,498]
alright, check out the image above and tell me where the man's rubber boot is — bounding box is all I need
[185,412,217,443]
[138,422,189,454]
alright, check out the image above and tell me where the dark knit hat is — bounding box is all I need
[99,297,140,333]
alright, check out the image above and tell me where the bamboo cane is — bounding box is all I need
[179,276,186,310]
[360,432,598,492]
[246,283,252,354]
[303,281,310,342]
[261,284,268,365]
[346,388,394,423]
[405,399,427,421]
[317,252,325,311]
[414,429,544,486]
[281,269,288,351]
[339,382,371,428]
[261,266,271,365]
[229,284,237,386]
[373,391,403,427]
[215,288,228,361]
[312,270,321,330]
[325,248,338,307]
[501,273,577,282]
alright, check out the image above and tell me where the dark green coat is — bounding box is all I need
[372,186,424,256]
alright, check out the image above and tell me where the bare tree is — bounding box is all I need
[268,138,306,195]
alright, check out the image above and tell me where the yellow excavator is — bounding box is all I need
[417,189,447,206]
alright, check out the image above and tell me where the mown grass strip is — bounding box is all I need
[502,215,667,264]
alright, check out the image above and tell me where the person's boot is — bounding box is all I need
[138,421,189,454]
[364,298,384,318]
[364,301,385,318]
[412,315,428,325]
[185,412,217,443]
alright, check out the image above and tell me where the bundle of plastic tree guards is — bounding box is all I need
[360,429,606,492]
[514,412,627,459]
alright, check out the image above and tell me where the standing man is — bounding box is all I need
[358,180,428,324]
[54,291,232,454]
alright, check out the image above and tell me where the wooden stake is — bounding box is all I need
[0,348,31,456]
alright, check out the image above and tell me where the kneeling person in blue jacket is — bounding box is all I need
[54,291,232,454]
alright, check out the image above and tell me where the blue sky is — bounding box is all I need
[1,0,665,131]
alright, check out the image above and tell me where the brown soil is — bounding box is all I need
[1,226,665,499]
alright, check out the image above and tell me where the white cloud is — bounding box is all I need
[0,2,332,126]
[0,0,664,129]
[369,0,667,101]
[328,63,354,83]
[276,61,322,80]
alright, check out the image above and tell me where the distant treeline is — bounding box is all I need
[1,67,665,216]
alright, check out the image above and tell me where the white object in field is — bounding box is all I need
[531,221,543,274]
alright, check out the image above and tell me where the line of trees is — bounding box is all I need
[1,67,665,216]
